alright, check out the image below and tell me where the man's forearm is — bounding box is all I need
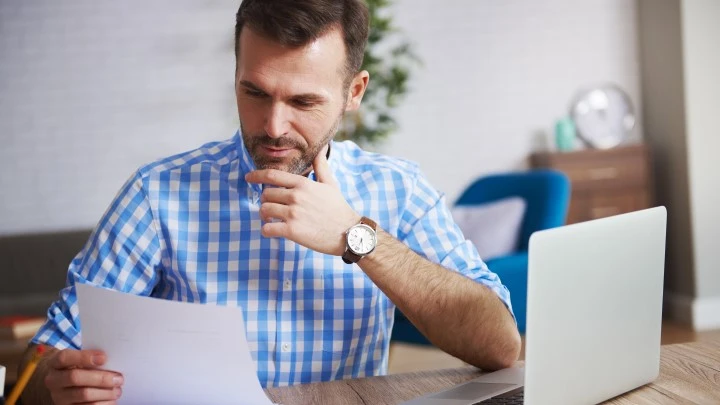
[19,344,55,405]
[357,229,521,370]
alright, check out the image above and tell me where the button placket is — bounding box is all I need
[276,238,295,360]
[248,186,261,205]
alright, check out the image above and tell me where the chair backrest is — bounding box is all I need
[454,169,570,251]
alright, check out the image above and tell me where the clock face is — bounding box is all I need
[571,85,635,149]
[347,224,376,255]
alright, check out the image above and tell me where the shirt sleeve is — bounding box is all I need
[31,171,163,349]
[397,170,515,320]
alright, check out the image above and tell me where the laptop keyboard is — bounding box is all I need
[473,388,524,404]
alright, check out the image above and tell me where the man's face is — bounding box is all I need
[236,26,356,175]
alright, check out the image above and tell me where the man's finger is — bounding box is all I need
[261,187,295,205]
[261,221,289,239]
[49,349,106,370]
[260,202,291,222]
[313,144,337,187]
[71,401,118,405]
[62,386,122,403]
[46,368,122,389]
[246,169,303,188]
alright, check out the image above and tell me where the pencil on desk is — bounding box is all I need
[5,345,45,405]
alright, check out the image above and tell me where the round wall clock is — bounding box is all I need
[570,84,636,149]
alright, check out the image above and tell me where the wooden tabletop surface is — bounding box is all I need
[266,339,720,405]
[2,337,718,404]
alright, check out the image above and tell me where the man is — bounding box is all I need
[20,0,520,403]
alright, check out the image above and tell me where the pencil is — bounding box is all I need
[5,345,45,405]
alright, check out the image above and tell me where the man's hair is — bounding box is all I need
[235,0,370,82]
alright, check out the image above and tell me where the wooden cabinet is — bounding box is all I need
[531,144,653,224]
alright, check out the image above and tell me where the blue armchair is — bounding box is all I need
[391,169,570,344]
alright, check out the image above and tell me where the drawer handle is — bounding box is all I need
[591,206,621,218]
[588,167,619,180]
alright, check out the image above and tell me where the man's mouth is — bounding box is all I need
[261,145,294,158]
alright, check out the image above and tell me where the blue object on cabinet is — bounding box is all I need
[391,169,570,344]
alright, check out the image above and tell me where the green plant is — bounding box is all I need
[337,0,421,146]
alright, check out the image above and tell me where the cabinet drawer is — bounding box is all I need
[566,193,589,224]
[560,159,647,191]
[588,192,648,220]
[530,144,650,192]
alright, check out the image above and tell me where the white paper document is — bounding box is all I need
[77,283,275,405]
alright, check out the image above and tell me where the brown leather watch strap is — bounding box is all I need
[360,216,377,231]
[342,250,362,264]
[342,216,377,264]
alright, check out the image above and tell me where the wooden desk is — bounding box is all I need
[266,339,720,404]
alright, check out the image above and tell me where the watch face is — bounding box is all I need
[347,224,376,255]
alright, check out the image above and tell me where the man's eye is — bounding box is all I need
[244,89,266,98]
[292,99,314,108]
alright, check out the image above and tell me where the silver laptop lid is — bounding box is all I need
[524,207,667,405]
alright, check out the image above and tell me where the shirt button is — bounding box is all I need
[252,191,259,202]
[281,343,290,352]
[283,279,291,290]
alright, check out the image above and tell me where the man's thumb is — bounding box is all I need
[313,144,337,187]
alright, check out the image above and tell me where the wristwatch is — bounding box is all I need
[342,216,378,264]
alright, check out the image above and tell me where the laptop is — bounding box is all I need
[401,206,667,405]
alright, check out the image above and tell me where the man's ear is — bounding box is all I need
[345,70,370,112]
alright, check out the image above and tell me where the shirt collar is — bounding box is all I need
[234,130,261,193]
[235,129,257,175]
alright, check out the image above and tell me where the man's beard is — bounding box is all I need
[241,113,343,175]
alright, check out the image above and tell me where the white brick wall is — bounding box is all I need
[381,0,643,203]
[0,0,641,235]
[0,0,239,235]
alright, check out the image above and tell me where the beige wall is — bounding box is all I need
[637,0,694,297]
[681,0,720,299]
[638,0,720,329]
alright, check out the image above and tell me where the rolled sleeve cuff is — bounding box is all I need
[31,296,82,350]
[439,240,516,323]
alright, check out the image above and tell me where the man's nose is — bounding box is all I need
[264,102,291,138]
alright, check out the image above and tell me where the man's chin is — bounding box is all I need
[256,160,287,170]
[257,163,290,172]
[255,159,309,175]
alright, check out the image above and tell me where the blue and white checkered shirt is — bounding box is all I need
[33,131,513,387]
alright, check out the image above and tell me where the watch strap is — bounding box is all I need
[360,216,377,231]
[341,250,362,264]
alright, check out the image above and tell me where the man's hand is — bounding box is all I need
[245,146,360,255]
[44,348,123,404]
